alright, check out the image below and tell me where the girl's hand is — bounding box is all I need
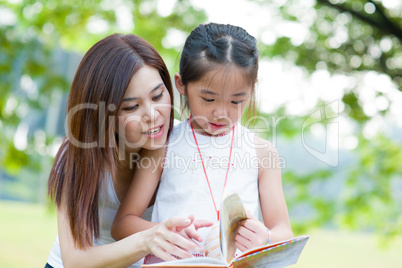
[145,216,212,261]
[235,210,270,252]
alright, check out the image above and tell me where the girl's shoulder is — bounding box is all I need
[169,119,187,138]
[172,118,186,130]
[237,123,274,148]
[173,118,182,127]
[252,135,279,158]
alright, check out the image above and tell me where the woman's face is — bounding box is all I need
[116,65,171,153]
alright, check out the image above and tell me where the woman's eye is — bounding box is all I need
[202,98,214,103]
[122,104,139,111]
[232,100,243,105]
[152,93,163,101]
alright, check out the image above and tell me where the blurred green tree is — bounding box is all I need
[0,0,401,240]
[249,0,402,240]
[0,0,207,200]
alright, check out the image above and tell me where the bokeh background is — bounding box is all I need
[0,0,401,267]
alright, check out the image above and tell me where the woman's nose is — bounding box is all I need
[142,103,160,122]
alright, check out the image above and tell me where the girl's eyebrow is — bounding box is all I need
[200,89,247,97]
[122,83,164,102]
[232,92,247,97]
[200,89,218,95]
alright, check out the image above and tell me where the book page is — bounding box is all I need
[204,221,224,261]
[220,193,247,263]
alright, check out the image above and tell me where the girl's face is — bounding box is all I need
[117,65,171,152]
[176,66,252,136]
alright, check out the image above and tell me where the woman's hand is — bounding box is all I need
[235,210,270,252]
[144,216,213,261]
[175,215,214,243]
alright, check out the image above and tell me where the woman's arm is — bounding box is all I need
[58,200,201,267]
[58,147,207,267]
[112,147,212,254]
[235,137,293,252]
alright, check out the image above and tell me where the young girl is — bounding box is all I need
[45,33,211,268]
[112,23,293,262]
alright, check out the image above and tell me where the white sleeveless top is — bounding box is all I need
[152,119,260,243]
[47,173,152,267]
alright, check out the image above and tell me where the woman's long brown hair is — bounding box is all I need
[48,34,174,248]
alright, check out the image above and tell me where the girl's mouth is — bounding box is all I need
[209,122,226,130]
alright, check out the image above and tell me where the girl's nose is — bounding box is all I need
[213,105,228,119]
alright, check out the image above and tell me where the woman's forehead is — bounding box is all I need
[123,66,163,98]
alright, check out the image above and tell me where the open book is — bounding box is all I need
[142,193,309,268]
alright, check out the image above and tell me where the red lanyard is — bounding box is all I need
[190,117,235,221]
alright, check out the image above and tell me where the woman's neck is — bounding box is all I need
[113,148,141,200]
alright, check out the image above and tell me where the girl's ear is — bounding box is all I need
[174,73,186,96]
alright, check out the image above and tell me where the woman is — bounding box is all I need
[46,33,210,268]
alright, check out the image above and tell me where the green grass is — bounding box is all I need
[0,201,401,267]
[0,201,57,268]
[297,229,402,268]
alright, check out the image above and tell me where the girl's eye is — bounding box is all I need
[232,100,243,105]
[152,93,163,101]
[122,104,139,111]
[202,97,214,103]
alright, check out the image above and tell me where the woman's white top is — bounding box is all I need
[47,172,152,267]
[152,119,260,244]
